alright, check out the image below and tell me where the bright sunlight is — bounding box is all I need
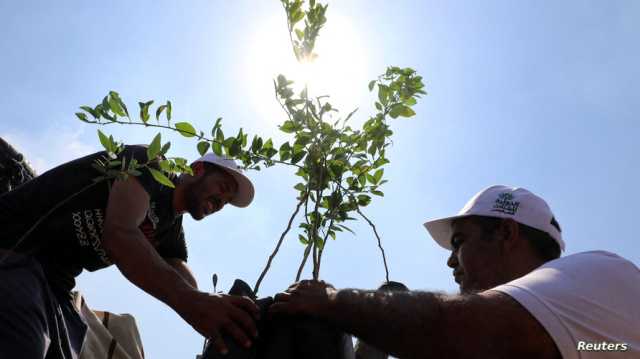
[243,14,369,129]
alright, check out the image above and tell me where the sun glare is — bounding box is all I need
[243,14,369,129]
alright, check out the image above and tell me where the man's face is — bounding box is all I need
[447,217,509,294]
[184,169,238,220]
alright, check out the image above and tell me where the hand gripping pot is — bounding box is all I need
[201,279,354,359]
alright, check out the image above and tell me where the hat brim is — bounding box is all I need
[423,214,472,250]
[219,168,254,208]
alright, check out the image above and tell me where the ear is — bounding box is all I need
[498,218,520,250]
[191,162,206,177]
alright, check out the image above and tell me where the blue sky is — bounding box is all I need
[1,1,639,358]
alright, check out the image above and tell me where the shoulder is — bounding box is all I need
[491,251,640,357]
[513,250,639,289]
[439,291,561,358]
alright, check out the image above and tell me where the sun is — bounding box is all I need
[242,14,369,129]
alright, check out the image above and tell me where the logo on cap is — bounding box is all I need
[492,192,520,215]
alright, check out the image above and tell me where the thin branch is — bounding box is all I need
[355,205,390,283]
[253,191,308,295]
[315,217,334,277]
[89,119,304,170]
[274,86,295,123]
[311,187,323,280]
[282,1,301,62]
[295,184,314,281]
[295,238,313,282]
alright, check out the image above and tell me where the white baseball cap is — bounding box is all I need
[423,185,564,251]
[192,153,255,208]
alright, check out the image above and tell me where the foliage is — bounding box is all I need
[75,0,426,295]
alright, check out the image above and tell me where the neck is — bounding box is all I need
[173,176,187,215]
[508,252,545,281]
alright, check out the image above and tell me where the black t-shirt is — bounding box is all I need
[0,145,187,294]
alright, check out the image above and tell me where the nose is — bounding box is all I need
[447,251,459,269]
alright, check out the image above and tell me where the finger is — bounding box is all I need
[274,292,292,302]
[268,302,291,316]
[230,295,260,319]
[223,320,253,349]
[228,305,258,339]
[210,330,229,356]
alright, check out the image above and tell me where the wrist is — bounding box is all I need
[322,287,340,319]
[168,285,200,314]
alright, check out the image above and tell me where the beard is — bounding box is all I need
[185,178,206,220]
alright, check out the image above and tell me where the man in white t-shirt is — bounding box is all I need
[270,185,640,358]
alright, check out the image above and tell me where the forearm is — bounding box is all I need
[167,258,198,289]
[103,228,195,310]
[326,289,446,358]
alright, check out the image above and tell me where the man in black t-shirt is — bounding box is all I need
[0,146,259,358]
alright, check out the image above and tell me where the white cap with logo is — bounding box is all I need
[192,153,255,208]
[423,185,564,251]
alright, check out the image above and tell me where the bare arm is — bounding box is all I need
[103,177,259,354]
[271,282,560,359]
[102,177,192,309]
[165,258,198,289]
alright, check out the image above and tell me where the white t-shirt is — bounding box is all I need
[492,251,639,359]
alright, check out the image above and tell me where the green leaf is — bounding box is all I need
[357,194,371,206]
[389,104,415,119]
[75,112,89,122]
[371,190,384,197]
[291,150,306,164]
[400,106,416,117]
[404,97,417,106]
[156,105,167,122]
[294,183,306,191]
[175,122,196,137]
[378,84,389,106]
[358,174,366,187]
[102,96,110,115]
[373,168,384,184]
[338,224,356,235]
[197,141,210,156]
[119,98,129,118]
[160,142,171,156]
[368,80,376,91]
[295,28,304,41]
[166,101,172,122]
[373,157,390,168]
[139,101,153,123]
[251,136,263,153]
[148,167,175,188]
[212,142,223,156]
[159,160,172,172]
[298,234,308,245]
[229,139,242,157]
[147,133,162,159]
[80,106,100,119]
[97,130,111,152]
[108,92,126,117]
[375,102,383,111]
[280,121,297,133]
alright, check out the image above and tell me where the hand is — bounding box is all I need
[269,280,337,318]
[177,291,260,355]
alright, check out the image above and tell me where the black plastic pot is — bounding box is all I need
[201,279,354,359]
